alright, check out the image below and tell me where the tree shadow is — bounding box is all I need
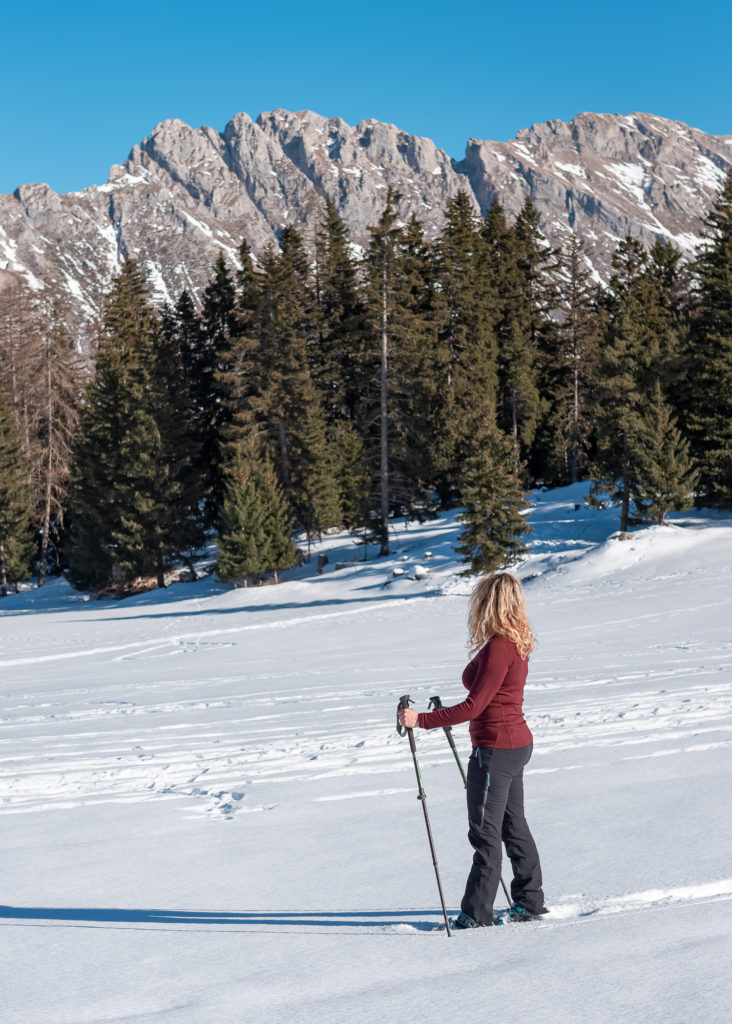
[0,906,443,930]
[70,589,436,625]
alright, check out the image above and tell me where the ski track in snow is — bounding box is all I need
[1,642,731,818]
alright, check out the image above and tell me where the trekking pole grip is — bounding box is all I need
[396,694,413,737]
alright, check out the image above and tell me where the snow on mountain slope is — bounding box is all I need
[1,110,730,326]
[0,484,730,1023]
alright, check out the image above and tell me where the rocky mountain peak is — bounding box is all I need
[0,108,730,325]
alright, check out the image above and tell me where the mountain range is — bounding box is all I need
[1,108,730,325]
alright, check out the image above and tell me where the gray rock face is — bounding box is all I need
[1,108,730,326]
[458,111,732,282]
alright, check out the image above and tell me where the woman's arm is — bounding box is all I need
[414,639,513,730]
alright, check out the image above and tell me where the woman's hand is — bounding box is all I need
[398,707,419,729]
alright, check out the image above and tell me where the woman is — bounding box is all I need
[398,572,547,928]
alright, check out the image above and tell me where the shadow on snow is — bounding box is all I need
[0,906,442,930]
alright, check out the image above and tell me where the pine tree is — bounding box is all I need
[217,442,296,584]
[592,236,683,532]
[216,240,263,456]
[264,229,341,534]
[68,260,201,591]
[686,171,732,503]
[312,202,371,523]
[258,453,298,583]
[164,289,209,511]
[630,380,699,525]
[148,308,205,578]
[362,194,438,552]
[220,230,342,537]
[432,192,498,500]
[198,253,238,521]
[217,444,268,585]
[329,418,370,525]
[314,198,369,424]
[455,417,531,575]
[0,392,34,595]
[485,199,555,471]
[537,234,600,483]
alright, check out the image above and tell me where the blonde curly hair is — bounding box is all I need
[467,572,536,660]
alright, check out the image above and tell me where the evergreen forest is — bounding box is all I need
[1,173,732,594]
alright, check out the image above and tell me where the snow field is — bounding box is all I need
[0,484,731,1022]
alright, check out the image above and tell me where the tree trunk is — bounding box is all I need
[620,430,630,535]
[39,355,54,587]
[379,245,389,556]
[0,539,7,598]
[571,346,580,484]
[156,547,165,589]
[38,481,51,587]
[278,421,291,491]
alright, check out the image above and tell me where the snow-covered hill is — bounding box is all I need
[1,485,731,1023]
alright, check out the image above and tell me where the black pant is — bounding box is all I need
[460,742,545,925]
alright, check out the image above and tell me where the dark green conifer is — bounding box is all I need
[485,199,555,471]
[314,199,369,424]
[592,236,683,531]
[432,192,498,500]
[217,442,296,584]
[258,453,298,583]
[631,380,698,525]
[363,194,437,552]
[686,171,732,503]
[220,230,342,537]
[455,417,531,575]
[68,260,201,590]
[217,443,268,585]
[198,253,238,521]
[537,234,600,483]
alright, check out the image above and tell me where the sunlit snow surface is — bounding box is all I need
[1,483,731,1023]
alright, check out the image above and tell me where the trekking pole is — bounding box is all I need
[397,695,452,937]
[428,695,512,907]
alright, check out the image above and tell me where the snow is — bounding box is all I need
[94,174,148,195]
[180,210,215,239]
[0,226,43,290]
[0,482,731,1023]
[141,260,172,306]
[694,156,727,191]
[673,230,704,253]
[608,162,650,202]
[513,141,532,161]
[555,161,586,178]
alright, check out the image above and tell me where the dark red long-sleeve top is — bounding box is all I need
[416,635,532,749]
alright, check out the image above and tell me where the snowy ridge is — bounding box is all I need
[1,110,731,325]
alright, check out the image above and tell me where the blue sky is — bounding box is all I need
[2,0,729,194]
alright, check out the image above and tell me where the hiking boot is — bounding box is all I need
[452,911,493,929]
[495,903,548,924]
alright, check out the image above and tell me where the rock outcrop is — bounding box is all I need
[1,108,730,325]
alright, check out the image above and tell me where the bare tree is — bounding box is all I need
[0,283,82,585]
[31,295,81,584]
